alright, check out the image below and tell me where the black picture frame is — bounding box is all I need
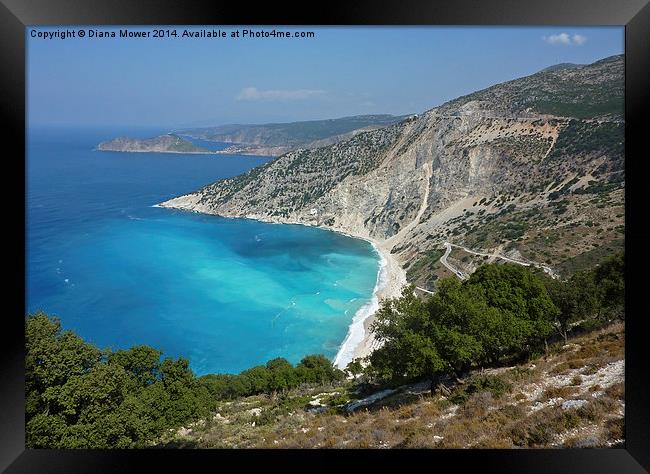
[3,0,649,471]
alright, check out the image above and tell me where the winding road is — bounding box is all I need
[415,242,558,295]
[439,242,470,279]
[441,241,558,280]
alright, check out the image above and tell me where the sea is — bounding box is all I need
[26,126,381,375]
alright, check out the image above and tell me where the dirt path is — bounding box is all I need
[415,286,435,295]
[540,129,558,162]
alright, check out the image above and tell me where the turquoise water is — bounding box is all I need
[26,127,380,375]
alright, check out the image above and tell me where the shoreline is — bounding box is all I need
[95,148,272,158]
[157,197,407,369]
[331,240,406,368]
[94,148,218,155]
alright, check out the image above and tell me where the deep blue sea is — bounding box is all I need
[26,126,380,375]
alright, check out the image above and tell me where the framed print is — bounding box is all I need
[2,0,649,471]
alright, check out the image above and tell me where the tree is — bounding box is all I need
[47,362,134,448]
[344,358,364,378]
[370,286,447,388]
[26,312,212,448]
[296,355,343,384]
[266,358,299,394]
[465,264,556,360]
[108,345,162,387]
[545,271,599,343]
[240,365,271,394]
[594,252,624,320]
[367,265,558,387]
[26,311,102,415]
[425,279,485,369]
[200,373,239,399]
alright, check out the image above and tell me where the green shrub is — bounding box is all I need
[450,375,512,405]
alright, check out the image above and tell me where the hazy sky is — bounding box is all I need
[27,26,624,128]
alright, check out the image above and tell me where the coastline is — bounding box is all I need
[95,148,273,158]
[331,239,406,369]
[157,196,408,369]
[94,148,218,155]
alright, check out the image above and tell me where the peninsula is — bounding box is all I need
[96,133,213,154]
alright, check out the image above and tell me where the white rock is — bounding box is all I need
[561,399,588,410]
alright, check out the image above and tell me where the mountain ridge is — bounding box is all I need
[178,114,410,156]
[160,54,624,289]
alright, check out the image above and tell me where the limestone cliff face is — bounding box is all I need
[160,56,624,274]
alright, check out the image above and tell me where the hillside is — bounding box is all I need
[160,55,624,289]
[179,114,409,156]
[96,133,212,154]
[162,322,624,449]
[439,55,623,120]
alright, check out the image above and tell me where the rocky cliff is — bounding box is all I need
[161,55,624,285]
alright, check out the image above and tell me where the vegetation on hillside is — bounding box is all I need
[548,120,624,162]
[25,315,343,448]
[405,248,445,288]
[368,253,623,389]
[440,55,623,120]
[222,323,622,449]
[195,123,405,214]
[369,265,558,387]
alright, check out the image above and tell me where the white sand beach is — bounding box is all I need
[331,237,407,369]
[350,241,406,364]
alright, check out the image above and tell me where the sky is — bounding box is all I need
[27,26,624,128]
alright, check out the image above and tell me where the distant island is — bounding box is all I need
[96,133,213,154]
